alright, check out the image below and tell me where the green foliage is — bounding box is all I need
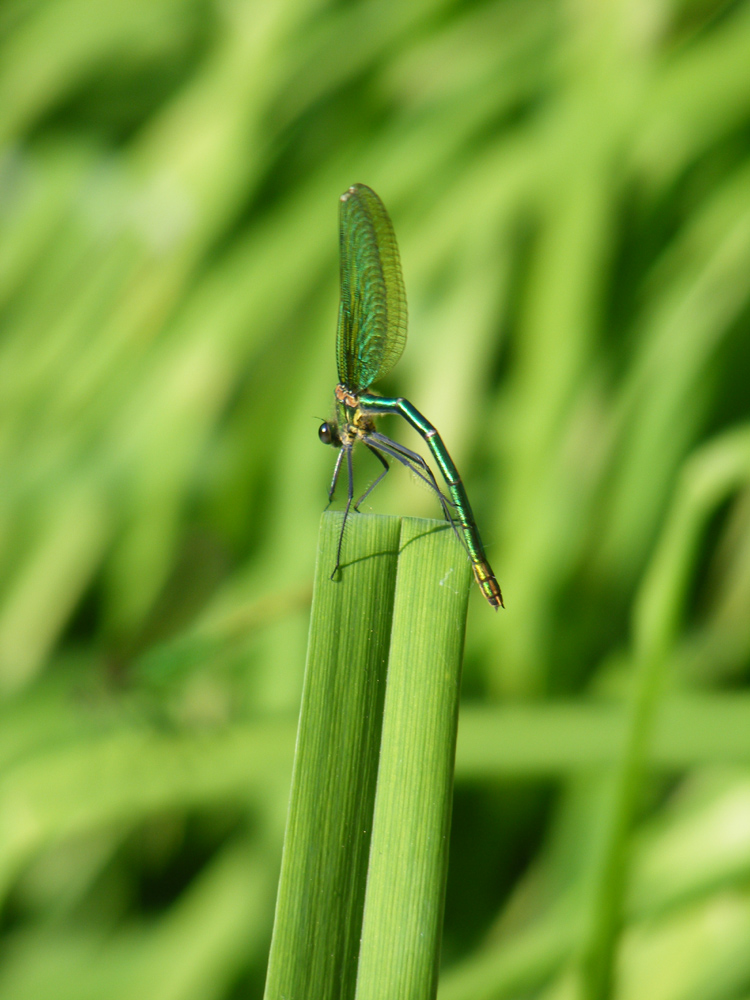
[355,516,471,999]
[264,513,401,999]
[1,0,750,997]
[265,513,471,999]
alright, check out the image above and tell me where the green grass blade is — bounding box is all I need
[355,517,471,1000]
[263,512,401,1000]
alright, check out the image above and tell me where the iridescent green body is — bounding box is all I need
[319,184,503,609]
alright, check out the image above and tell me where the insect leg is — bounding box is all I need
[366,436,464,551]
[325,446,345,508]
[368,431,456,515]
[331,444,355,580]
[354,444,390,510]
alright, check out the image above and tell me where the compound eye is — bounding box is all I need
[318,422,334,445]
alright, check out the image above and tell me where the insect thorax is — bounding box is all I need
[334,383,359,408]
[334,385,375,442]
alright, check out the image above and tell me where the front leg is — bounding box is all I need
[325,447,345,508]
[331,445,355,580]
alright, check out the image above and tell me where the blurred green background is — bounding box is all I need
[2,0,750,997]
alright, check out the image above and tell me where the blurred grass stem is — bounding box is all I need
[577,426,750,1000]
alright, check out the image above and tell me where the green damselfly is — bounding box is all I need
[318,184,503,609]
